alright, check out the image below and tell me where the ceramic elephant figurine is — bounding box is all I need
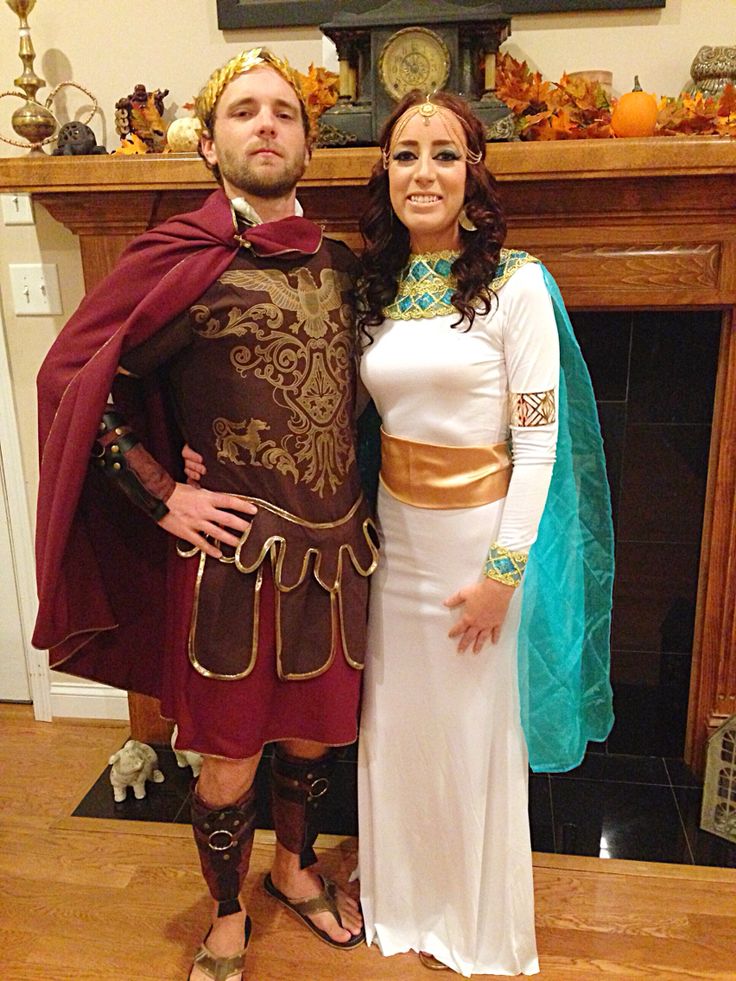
[171,725,203,778]
[109,739,164,802]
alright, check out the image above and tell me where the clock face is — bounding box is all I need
[378,27,451,102]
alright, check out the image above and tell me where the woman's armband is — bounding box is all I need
[91,407,175,521]
[483,542,528,588]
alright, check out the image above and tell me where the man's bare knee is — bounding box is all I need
[198,751,262,806]
[279,738,330,760]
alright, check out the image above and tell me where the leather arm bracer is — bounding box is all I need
[91,408,176,522]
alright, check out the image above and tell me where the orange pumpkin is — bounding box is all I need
[611,76,658,137]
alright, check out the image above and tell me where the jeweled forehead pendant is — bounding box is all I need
[382,99,437,168]
[418,98,438,123]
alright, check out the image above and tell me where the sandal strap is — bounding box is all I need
[188,914,251,981]
[284,876,341,922]
[191,943,247,981]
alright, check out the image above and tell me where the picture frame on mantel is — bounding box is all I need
[216,0,666,30]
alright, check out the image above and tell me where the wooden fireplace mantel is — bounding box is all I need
[2,138,735,770]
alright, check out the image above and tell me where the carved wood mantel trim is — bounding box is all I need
[3,138,736,770]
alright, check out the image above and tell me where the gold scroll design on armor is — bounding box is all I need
[192,267,355,497]
[509,390,556,427]
[178,495,380,681]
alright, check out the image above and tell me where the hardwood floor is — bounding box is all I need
[1,704,734,980]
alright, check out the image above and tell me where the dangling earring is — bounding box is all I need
[459,207,477,232]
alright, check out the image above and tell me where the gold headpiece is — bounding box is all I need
[195,47,307,133]
[381,97,484,169]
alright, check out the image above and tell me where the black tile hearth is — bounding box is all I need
[73,740,358,836]
[72,744,192,824]
[664,757,700,789]
[554,752,668,785]
[674,786,736,869]
[548,776,692,863]
[72,746,736,871]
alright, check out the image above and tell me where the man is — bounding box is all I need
[33,49,378,981]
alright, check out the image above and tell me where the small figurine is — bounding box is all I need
[108,739,165,802]
[171,725,203,777]
[165,115,203,153]
[114,83,169,152]
[52,121,107,156]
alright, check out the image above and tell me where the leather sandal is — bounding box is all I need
[188,914,252,981]
[263,872,365,949]
[418,951,452,971]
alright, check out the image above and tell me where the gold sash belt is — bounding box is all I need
[380,428,512,510]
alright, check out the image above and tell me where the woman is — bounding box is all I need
[354,91,614,976]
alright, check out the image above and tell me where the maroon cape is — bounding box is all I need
[33,188,322,695]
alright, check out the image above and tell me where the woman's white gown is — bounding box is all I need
[358,260,559,977]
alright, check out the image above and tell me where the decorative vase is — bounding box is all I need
[688,45,736,98]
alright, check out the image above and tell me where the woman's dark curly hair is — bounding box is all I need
[357,90,507,339]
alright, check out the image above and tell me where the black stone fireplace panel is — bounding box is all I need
[569,310,721,759]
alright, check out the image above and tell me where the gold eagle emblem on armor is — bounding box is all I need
[219,267,351,339]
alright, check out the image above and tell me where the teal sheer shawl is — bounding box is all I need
[518,263,614,772]
[356,252,615,773]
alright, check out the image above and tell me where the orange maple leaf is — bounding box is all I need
[717,83,736,118]
[296,63,339,125]
[496,52,553,114]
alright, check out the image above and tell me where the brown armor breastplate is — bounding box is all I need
[165,240,378,679]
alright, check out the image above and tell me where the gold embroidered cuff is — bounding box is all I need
[483,543,528,587]
[509,390,556,427]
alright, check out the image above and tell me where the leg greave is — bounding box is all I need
[191,781,258,918]
[270,746,339,870]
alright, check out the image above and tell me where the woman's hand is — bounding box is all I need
[158,483,256,559]
[182,443,206,485]
[444,578,516,654]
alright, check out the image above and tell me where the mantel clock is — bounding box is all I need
[319,0,513,147]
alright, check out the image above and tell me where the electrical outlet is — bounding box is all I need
[9,263,63,316]
[1,193,34,225]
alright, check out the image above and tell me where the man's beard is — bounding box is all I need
[218,148,306,199]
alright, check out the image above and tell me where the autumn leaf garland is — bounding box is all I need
[495,52,736,140]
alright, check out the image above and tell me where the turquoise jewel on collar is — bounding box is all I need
[384,250,460,321]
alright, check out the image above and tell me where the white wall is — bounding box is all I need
[0,0,734,706]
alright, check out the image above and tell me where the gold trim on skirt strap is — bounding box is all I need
[379,429,512,509]
[180,495,379,680]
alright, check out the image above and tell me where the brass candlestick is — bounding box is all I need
[1,0,97,153]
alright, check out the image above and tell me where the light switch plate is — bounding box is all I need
[1,193,34,225]
[9,263,62,316]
